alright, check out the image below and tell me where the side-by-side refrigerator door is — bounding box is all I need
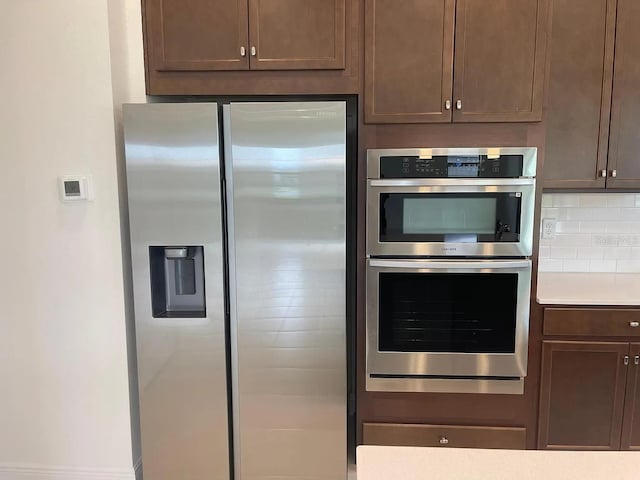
[224,102,347,480]
[124,103,230,480]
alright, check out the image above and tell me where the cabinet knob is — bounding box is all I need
[251,46,257,56]
[240,46,246,57]
[635,356,640,366]
[611,169,618,178]
[439,436,449,445]
[624,355,630,366]
[445,100,452,110]
[456,100,463,110]
[599,169,607,178]
[630,321,639,327]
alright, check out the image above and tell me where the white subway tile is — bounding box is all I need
[566,208,620,221]
[619,208,640,221]
[539,237,552,246]
[579,221,607,233]
[552,194,581,207]
[592,234,619,247]
[541,195,553,207]
[606,194,635,207]
[553,234,591,247]
[538,259,563,272]
[619,235,640,247]
[577,247,604,259]
[579,194,607,207]
[562,260,590,272]
[635,194,640,207]
[539,246,551,258]
[631,247,640,259]
[541,208,559,219]
[606,222,626,233]
[556,221,580,234]
[604,247,632,260]
[550,246,577,259]
[589,260,617,273]
[616,260,640,273]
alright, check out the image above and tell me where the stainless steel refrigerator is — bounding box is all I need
[124,102,348,480]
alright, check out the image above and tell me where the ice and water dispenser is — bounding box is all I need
[149,246,206,318]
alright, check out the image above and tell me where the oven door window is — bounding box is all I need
[378,272,517,353]
[379,193,521,243]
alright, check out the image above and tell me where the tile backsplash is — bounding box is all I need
[539,193,640,273]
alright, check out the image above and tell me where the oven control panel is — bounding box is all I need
[380,155,524,179]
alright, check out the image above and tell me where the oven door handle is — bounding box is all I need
[369,178,535,187]
[368,259,532,270]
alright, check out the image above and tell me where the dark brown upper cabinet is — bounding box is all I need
[621,343,640,450]
[364,0,549,124]
[544,0,640,189]
[538,341,629,450]
[608,0,640,189]
[248,0,345,70]
[145,0,250,71]
[144,0,345,73]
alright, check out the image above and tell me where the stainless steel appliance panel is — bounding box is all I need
[366,259,531,381]
[124,103,230,480]
[367,180,536,257]
[225,102,347,480]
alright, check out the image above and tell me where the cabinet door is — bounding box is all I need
[144,0,249,71]
[538,341,629,450]
[248,0,345,70]
[621,343,640,450]
[452,0,549,122]
[364,0,455,123]
[543,0,616,189]
[608,0,640,188]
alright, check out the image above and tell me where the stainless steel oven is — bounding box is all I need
[365,147,537,394]
[366,259,531,394]
[367,148,536,257]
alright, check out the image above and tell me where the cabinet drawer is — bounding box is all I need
[362,423,526,449]
[544,308,640,337]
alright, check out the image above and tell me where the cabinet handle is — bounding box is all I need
[624,355,630,366]
[251,46,257,56]
[439,436,449,445]
[611,169,618,178]
[445,100,452,110]
[240,46,246,57]
[456,100,463,110]
[635,356,640,366]
[599,169,607,178]
[630,321,639,327]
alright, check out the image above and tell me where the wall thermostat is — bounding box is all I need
[59,175,93,202]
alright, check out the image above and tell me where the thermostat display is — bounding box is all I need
[59,175,92,202]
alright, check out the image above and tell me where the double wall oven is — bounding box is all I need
[366,148,536,394]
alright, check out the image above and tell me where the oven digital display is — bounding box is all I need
[379,155,524,178]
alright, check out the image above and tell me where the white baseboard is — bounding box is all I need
[0,463,136,480]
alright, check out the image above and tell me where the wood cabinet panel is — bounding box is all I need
[363,423,526,449]
[452,0,548,122]
[538,341,629,450]
[543,0,616,189]
[544,308,640,338]
[364,0,454,123]
[248,0,345,70]
[144,0,249,71]
[608,0,640,188]
[621,343,640,450]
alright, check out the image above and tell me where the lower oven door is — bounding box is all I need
[366,258,531,391]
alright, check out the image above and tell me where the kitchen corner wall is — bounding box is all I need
[540,193,640,273]
[0,1,144,479]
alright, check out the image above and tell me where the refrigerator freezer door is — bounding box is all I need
[225,102,347,480]
[124,103,230,480]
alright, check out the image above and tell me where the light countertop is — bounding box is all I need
[537,272,640,306]
[357,446,640,480]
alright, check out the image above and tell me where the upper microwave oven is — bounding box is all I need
[367,148,537,258]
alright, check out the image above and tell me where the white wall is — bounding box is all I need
[0,0,145,478]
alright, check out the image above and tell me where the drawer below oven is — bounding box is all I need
[362,423,527,450]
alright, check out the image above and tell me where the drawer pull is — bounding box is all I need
[624,355,630,366]
[630,321,639,327]
[439,436,449,445]
[635,356,640,366]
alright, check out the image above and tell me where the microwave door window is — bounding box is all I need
[380,193,522,243]
[378,272,518,354]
